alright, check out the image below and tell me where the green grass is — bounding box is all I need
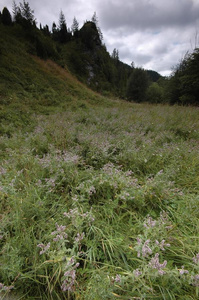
[0,23,199,299]
[0,100,199,299]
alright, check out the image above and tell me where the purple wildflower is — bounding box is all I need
[56,224,66,232]
[159,211,169,224]
[115,274,121,283]
[61,257,80,292]
[75,232,85,243]
[142,239,152,257]
[155,240,170,251]
[0,282,14,291]
[179,266,189,275]
[37,242,51,255]
[192,274,199,286]
[136,238,152,258]
[133,269,142,277]
[112,274,121,283]
[51,224,68,242]
[149,253,167,275]
[193,253,199,264]
[63,208,79,218]
[144,217,156,228]
[63,208,95,223]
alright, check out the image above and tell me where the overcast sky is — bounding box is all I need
[2,0,199,76]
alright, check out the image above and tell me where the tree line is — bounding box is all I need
[0,1,198,105]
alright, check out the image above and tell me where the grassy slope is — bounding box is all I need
[0,24,110,136]
[0,24,199,300]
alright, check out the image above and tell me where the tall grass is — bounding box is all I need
[0,101,199,299]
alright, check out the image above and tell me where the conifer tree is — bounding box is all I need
[91,12,97,24]
[112,48,119,61]
[131,61,135,69]
[52,22,57,33]
[58,10,69,43]
[43,24,50,36]
[59,10,66,29]
[13,1,36,26]
[12,0,19,21]
[2,7,12,25]
[91,12,103,42]
[19,0,35,25]
[52,22,59,40]
[71,17,79,37]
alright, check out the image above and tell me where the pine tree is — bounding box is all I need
[59,11,64,27]
[13,1,36,26]
[71,17,79,37]
[19,1,35,25]
[2,7,12,25]
[52,22,59,40]
[91,12,103,42]
[91,12,97,24]
[58,10,68,43]
[131,61,135,69]
[52,22,57,33]
[12,0,19,22]
[43,24,50,36]
[112,48,119,61]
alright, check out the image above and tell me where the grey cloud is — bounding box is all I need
[98,0,199,32]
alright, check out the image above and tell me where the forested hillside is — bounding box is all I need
[0,2,163,102]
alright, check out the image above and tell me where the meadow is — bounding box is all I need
[0,97,199,299]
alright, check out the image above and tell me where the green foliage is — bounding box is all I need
[35,32,58,59]
[126,68,149,102]
[146,82,164,103]
[169,49,199,105]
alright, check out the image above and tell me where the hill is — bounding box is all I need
[0,22,115,137]
[0,4,162,102]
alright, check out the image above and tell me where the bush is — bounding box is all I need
[146,82,164,103]
[126,68,149,102]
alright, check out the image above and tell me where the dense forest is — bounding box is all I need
[0,1,199,105]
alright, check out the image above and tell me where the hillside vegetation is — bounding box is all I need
[0,3,199,300]
[0,3,162,102]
